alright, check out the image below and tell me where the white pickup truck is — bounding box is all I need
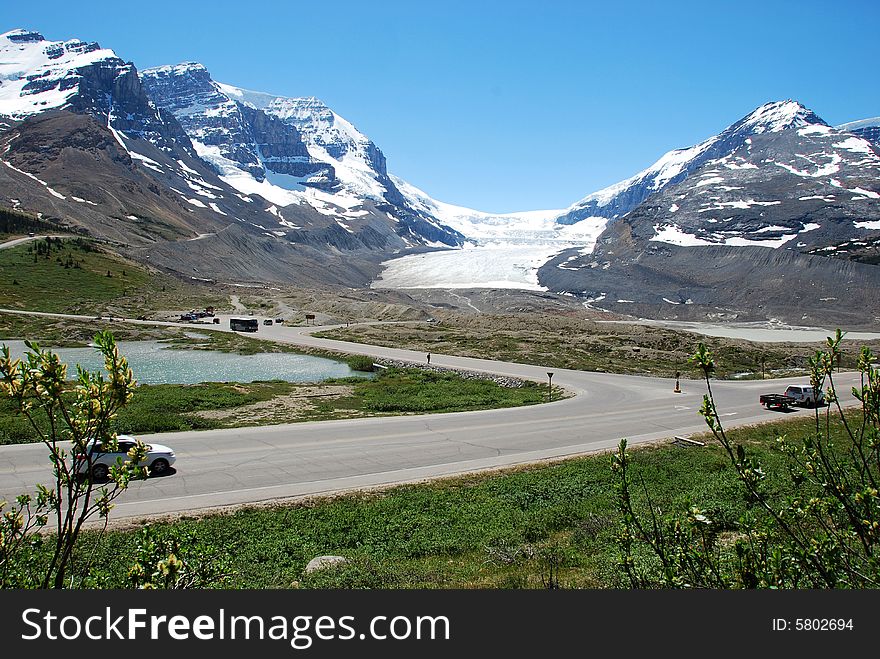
[760,384,824,410]
[782,384,824,407]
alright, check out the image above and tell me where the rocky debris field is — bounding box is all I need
[375,358,530,388]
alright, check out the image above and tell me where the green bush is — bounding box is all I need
[346,355,376,372]
[613,333,880,588]
[360,369,544,413]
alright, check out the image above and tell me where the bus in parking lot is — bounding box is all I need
[230,318,259,332]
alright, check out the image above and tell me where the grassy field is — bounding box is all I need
[8,409,846,588]
[0,238,225,316]
[0,312,191,346]
[0,368,553,445]
[315,316,878,380]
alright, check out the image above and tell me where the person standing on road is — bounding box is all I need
[427,353,431,364]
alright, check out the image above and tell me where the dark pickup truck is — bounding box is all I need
[759,393,797,410]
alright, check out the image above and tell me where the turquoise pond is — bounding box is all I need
[0,340,371,385]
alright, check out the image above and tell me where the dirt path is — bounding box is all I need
[274,299,298,319]
[191,385,355,424]
[446,290,482,313]
[230,294,247,312]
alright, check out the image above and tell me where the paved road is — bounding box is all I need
[0,234,71,251]
[0,309,863,522]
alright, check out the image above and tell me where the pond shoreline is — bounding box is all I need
[0,339,370,385]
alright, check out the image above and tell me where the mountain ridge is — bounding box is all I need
[538,114,880,326]
[0,28,464,287]
[140,61,464,249]
[1,26,878,326]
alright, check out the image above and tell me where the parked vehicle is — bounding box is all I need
[263,318,273,326]
[230,318,259,332]
[74,435,175,480]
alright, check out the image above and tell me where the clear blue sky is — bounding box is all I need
[4,0,879,212]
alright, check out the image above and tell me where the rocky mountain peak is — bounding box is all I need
[141,62,233,117]
[555,100,832,227]
[1,28,190,153]
[141,61,463,247]
[142,62,214,89]
[0,28,121,121]
[2,28,45,43]
[141,63,330,189]
[735,100,826,134]
[221,86,377,167]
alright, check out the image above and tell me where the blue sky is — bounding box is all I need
[4,0,878,212]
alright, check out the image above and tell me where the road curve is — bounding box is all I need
[0,309,863,522]
[0,234,73,251]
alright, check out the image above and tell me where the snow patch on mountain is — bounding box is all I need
[573,140,714,210]
[855,220,880,230]
[850,187,879,199]
[2,158,66,199]
[833,136,876,155]
[837,117,880,132]
[649,221,810,249]
[649,224,714,247]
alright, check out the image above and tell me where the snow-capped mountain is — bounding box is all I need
[141,64,463,247]
[376,100,880,315]
[0,29,190,151]
[838,117,880,148]
[218,87,394,202]
[139,63,332,205]
[139,63,330,189]
[539,105,880,326]
[556,101,829,226]
[0,28,249,247]
[627,124,880,251]
[0,28,118,120]
[0,28,465,286]
[0,30,462,285]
